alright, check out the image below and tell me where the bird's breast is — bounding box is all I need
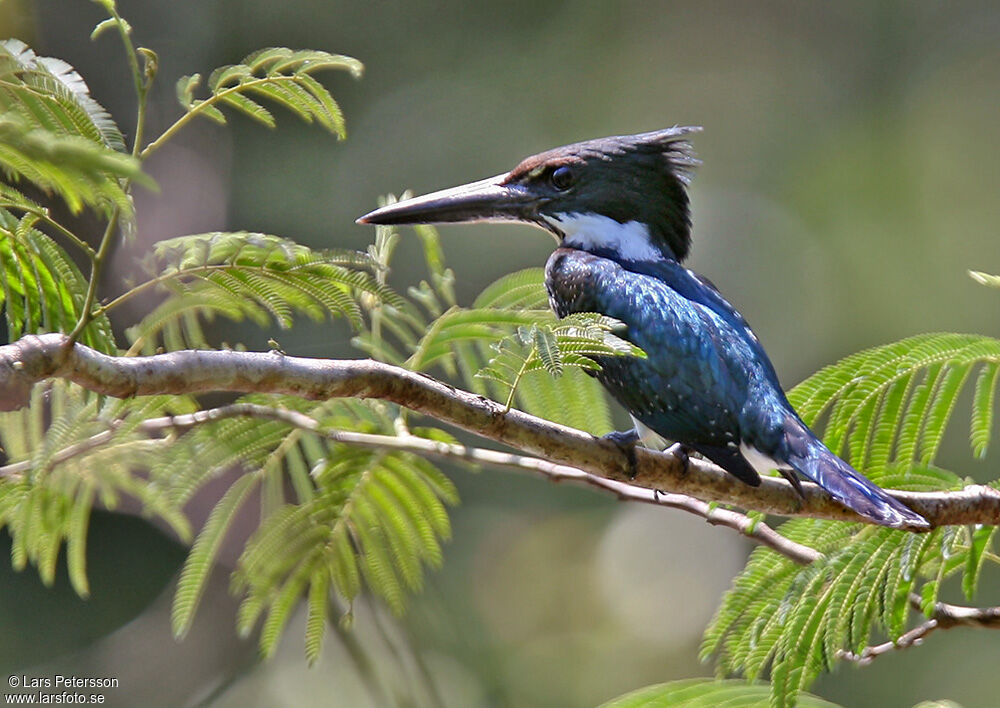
[544,247,610,317]
[542,247,784,447]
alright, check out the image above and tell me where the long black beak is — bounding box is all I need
[357,173,541,226]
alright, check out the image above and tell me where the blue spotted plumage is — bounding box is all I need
[546,248,764,460]
[359,128,927,528]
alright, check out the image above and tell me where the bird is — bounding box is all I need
[357,128,927,529]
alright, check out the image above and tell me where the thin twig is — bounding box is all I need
[140,75,313,160]
[98,264,282,321]
[0,201,97,259]
[68,8,154,346]
[67,210,118,345]
[837,619,940,666]
[839,598,1000,665]
[188,404,825,563]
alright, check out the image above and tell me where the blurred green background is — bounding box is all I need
[2,1,1000,706]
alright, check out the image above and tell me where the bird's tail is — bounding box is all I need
[782,419,928,528]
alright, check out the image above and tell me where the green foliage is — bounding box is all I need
[166,396,456,660]
[968,270,1000,289]
[174,48,362,138]
[0,25,453,664]
[0,383,195,596]
[703,333,1000,706]
[0,115,147,217]
[153,223,632,657]
[0,36,146,216]
[789,333,1000,469]
[477,314,644,408]
[702,505,980,706]
[355,224,628,434]
[0,209,116,352]
[233,446,456,659]
[0,25,472,666]
[601,680,957,708]
[0,39,125,152]
[124,232,401,353]
[598,679,842,708]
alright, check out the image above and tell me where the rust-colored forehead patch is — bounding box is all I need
[503,151,584,184]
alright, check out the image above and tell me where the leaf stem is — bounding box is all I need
[95,263,249,316]
[107,8,145,138]
[68,6,155,346]
[140,75,304,160]
[0,202,96,260]
[504,351,534,410]
[67,211,118,345]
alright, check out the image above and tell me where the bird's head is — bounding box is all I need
[358,127,701,263]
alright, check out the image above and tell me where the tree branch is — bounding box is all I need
[88,402,830,564]
[839,598,1000,666]
[837,618,940,666]
[3,337,997,665]
[0,399,820,563]
[3,333,1000,528]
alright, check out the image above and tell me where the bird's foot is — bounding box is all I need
[665,442,692,475]
[602,428,641,479]
[603,428,640,448]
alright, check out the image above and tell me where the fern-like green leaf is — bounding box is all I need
[702,462,986,707]
[176,48,362,138]
[0,116,148,217]
[125,232,400,353]
[406,307,544,371]
[0,39,125,151]
[472,267,549,310]
[304,570,330,666]
[363,254,618,433]
[171,473,259,639]
[969,270,1000,289]
[476,312,644,406]
[0,209,116,352]
[0,383,196,600]
[148,394,455,659]
[231,444,456,658]
[788,333,1000,473]
[66,482,95,597]
[531,324,562,376]
[219,92,275,127]
[962,525,998,600]
[971,362,999,458]
[515,366,613,435]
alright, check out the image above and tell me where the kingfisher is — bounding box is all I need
[358,128,927,528]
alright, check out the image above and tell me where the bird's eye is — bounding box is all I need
[550,165,575,191]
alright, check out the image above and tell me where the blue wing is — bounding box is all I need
[544,248,927,528]
[626,258,781,384]
[545,248,790,448]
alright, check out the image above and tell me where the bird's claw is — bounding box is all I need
[778,468,806,499]
[666,442,691,474]
[602,428,641,479]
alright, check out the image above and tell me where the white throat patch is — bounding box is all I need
[544,212,661,262]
